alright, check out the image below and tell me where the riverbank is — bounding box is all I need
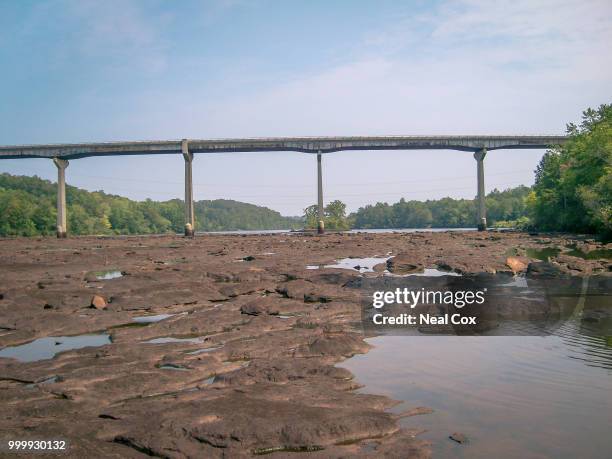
[0,231,610,457]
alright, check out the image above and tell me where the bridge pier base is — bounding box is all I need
[182,140,195,237]
[317,152,324,234]
[53,158,69,238]
[474,148,487,231]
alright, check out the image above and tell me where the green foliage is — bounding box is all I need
[351,186,531,229]
[195,199,301,231]
[303,204,319,229]
[0,174,301,236]
[530,104,612,238]
[303,200,350,230]
[492,216,531,230]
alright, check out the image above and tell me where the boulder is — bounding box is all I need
[240,297,280,316]
[526,261,565,278]
[505,256,527,274]
[449,432,468,444]
[90,294,107,310]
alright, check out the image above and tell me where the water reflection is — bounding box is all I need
[133,313,180,324]
[308,257,462,277]
[342,295,612,457]
[0,334,111,362]
[144,336,204,344]
[308,257,390,272]
[94,270,123,280]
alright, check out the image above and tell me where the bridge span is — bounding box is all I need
[0,135,568,237]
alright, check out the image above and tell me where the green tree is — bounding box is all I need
[325,200,350,230]
[530,104,612,237]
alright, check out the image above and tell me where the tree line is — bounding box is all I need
[0,174,301,236]
[302,186,531,231]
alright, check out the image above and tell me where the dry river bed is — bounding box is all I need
[0,231,610,458]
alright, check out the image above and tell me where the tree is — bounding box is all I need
[325,200,350,230]
[530,104,612,237]
[303,204,319,229]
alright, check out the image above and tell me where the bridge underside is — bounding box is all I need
[0,135,567,237]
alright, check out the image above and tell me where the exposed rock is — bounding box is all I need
[90,294,107,310]
[301,332,370,358]
[449,432,468,444]
[276,279,335,303]
[240,297,280,316]
[1,231,607,457]
[387,253,424,274]
[526,261,565,278]
[506,256,528,274]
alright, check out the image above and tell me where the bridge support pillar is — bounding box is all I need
[474,148,487,231]
[53,158,69,238]
[317,152,324,234]
[182,140,195,237]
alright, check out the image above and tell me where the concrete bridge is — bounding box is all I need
[0,135,568,237]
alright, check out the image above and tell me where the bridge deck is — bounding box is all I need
[0,135,567,160]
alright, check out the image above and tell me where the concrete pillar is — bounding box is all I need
[53,158,69,238]
[474,148,487,231]
[182,139,195,237]
[317,151,324,234]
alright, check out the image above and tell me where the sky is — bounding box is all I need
[0,0,610,216]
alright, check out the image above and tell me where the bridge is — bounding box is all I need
[0,135,568,237]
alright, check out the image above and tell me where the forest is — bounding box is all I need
[0,174,301,236]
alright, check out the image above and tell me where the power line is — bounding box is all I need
[5,165,535,189]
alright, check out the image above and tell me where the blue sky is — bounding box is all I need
[1,0,610,215]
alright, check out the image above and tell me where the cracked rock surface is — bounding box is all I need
[0,231,609,457]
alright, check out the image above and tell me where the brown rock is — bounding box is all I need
[240,297,280,316]
[90,294,107,310]
[449,432,468,444]
[505,256,527,274]
[386,253,424,274]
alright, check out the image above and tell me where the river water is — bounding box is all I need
[195,228,477,235]
[340,317,612,458]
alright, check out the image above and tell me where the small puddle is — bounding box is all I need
[308,257,390,273]
[186,345,223,355]
[133,313,179,324]
[157,363,191,371]
[386,268,461,277]
[94,270,123,280]
[0,334,111,362]
[308,258,461,277]
[26,376,60,389]
[144,336,205,345]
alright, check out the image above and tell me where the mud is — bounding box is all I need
[0,231,609,458]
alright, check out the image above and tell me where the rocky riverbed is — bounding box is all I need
[0,231,610,458]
